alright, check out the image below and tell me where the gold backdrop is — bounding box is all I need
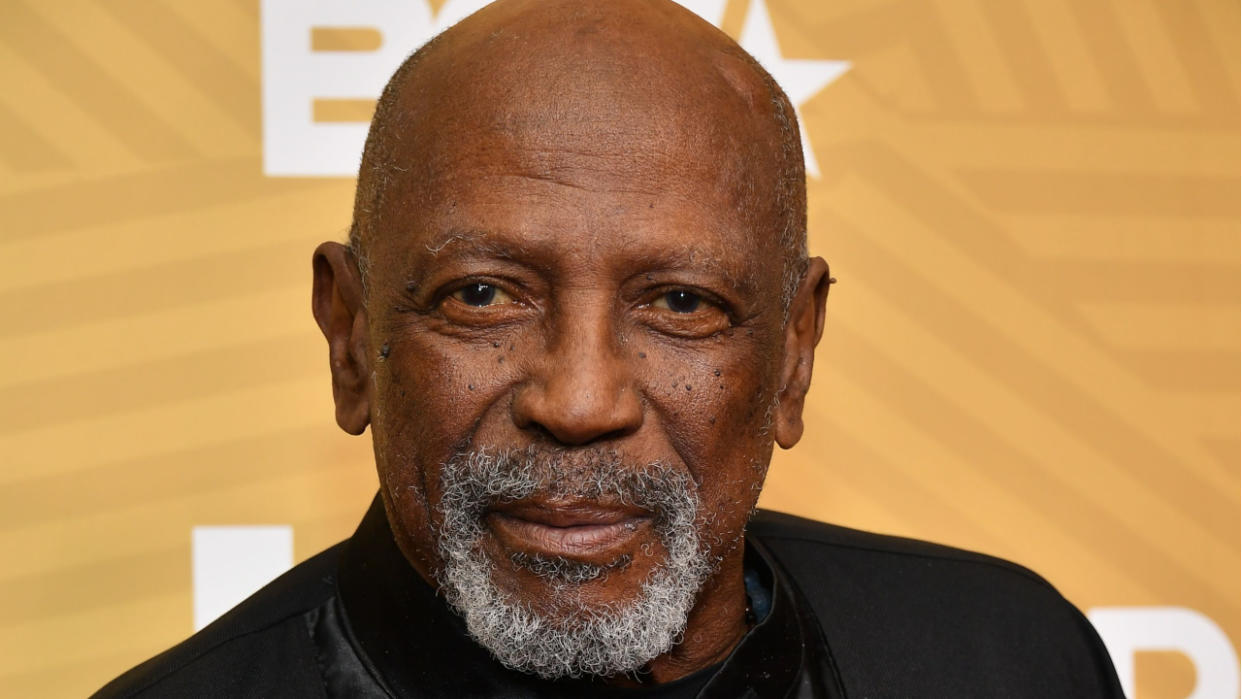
[0,1,1236,697]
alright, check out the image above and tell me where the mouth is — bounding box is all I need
[486,499,652,560]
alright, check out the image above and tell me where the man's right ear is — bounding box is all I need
[311,242,372,435]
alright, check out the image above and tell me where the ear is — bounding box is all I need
[311,241,372,435]
[773,257,832,449]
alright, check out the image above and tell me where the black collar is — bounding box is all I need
[336,495,846,698]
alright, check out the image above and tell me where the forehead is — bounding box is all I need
[379,53,783,259]
[375,119,779,293]
[408,61,775,200]
[357,1,796,293]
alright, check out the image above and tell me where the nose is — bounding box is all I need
[511,310,644,445]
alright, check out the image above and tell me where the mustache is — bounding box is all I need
[437,445,696,518]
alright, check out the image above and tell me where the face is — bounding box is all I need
[312,3,829,679]
[366,109,788,611]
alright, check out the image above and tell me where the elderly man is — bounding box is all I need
[96,1,1123,697]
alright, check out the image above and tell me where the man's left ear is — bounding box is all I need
[773,257,831,449]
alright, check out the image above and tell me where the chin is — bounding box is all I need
[428,446,715,678]
[485,543,664,617]
[439,535,711,679]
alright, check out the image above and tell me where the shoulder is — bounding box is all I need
[749,509,1124,697]
[748,509,1072,625]
[749,508,1048,583]
[91,542,347,699]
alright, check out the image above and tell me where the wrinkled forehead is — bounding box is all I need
[372,2,787,232]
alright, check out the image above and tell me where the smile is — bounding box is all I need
[486,500,652,559]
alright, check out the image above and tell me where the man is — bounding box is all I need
[96,0,1123,696]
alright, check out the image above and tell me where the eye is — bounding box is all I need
[641,288,731,338]
[652,290,703,314]
[450,282,514,307]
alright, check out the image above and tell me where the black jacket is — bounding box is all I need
[94,496,1123,697]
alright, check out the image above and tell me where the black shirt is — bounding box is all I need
[94,496,1123,697]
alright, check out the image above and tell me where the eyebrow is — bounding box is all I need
[423,228,512,257]
[646,246,760,297]
[401,228,542,292]
[408,226,761,297]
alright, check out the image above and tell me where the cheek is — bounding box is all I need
[369,329,526,570]
[371,330,524,484]
[641,327,782,429]
[636,330,782,515]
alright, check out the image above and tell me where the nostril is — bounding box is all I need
[521,421,635,447]
[523,422,558,444]
[593,426,635,443]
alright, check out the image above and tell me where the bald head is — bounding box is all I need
[350,0,807,305]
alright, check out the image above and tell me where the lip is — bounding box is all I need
[486,500,650,558]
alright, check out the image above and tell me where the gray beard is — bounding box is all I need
[433,446,713,679]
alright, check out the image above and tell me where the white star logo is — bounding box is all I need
[738,0,850,178]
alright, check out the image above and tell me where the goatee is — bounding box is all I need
[433,446,713,679]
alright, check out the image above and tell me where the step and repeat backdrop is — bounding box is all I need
[0,0,1237,696]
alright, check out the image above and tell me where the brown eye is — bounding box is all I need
[451,282,513,307]
[653,290,703,313]
[641,288,731,338]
